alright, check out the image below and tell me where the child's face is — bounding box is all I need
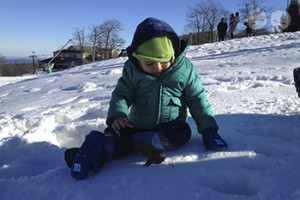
[140,60,172,78]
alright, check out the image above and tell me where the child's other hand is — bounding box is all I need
[112,117,134,130]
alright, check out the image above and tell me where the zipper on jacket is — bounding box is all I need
[156,78,163,125]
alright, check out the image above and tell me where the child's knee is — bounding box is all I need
[157,119,191,150]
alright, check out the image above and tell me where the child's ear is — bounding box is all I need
[138,60,142,68]
[169,33,179,56]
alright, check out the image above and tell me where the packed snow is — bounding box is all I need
[1,32,300,200]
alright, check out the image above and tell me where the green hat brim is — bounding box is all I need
[132,52,174,63]
[132,33,175,63]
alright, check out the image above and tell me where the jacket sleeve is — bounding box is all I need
[106,61,136,127]
[182,60,219,133]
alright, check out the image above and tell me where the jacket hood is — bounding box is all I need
[127,17,181,67]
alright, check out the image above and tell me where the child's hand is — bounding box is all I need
[112,117,134,130]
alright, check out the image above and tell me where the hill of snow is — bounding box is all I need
[1,32,300,200]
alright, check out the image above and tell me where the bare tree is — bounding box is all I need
[89,25,101,62]
[185,0,227,44]
[238,0,272,31]
[108,34,125,50]
[98,19,124,59]
[71,20,125,61]
[0,54,6,66]
[72,27,86,51]
[203,0,228,42]
[239,0,270,20]
[185,5,208,44]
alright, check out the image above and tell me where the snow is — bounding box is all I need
[1,32,300,200]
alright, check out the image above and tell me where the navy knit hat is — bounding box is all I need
[157,119,191,149]
[130,17,179,53]
[127,17,181,68]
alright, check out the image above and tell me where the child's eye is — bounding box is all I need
[146,62,154,67]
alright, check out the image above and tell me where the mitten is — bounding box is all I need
[65,147,108,169]
[202,129,227,151]
[71,131,112,180]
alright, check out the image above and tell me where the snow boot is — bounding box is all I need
[294,67,300,98]
[202,129,227,151]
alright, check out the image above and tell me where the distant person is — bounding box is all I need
[64,17,228,180]
[217,17,228,41]
[244,22,253,37]
[228,14,235,38]
[294,68,300,98]
[228,12,240,39]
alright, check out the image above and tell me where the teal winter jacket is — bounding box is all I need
[106,18,218,133]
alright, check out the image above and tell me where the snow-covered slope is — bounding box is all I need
[1,32,300,200]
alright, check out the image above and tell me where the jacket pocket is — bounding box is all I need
[167,97,182,120]
[168,97,182,107]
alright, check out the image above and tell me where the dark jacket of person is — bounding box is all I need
[217,21,228,37]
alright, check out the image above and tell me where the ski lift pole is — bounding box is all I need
[29,52,37,74]
[46,39,73,73]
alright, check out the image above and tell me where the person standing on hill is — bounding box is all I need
[244,21,253,37]
[294,68,300,98]
[228,12,240,39]
[217,17,228,41]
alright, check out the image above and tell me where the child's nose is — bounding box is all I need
[153,63,162,72]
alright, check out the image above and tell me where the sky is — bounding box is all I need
[0,0,288,58]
